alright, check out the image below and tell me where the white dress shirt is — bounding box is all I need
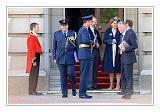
[90,27,97,43]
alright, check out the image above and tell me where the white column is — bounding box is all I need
[123,8,126,21]
[43,8,52,75]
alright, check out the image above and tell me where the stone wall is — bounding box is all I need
[138,8,152,92]
[125,8,152,92]
[8,8,45,72]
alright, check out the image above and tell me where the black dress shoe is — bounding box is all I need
[122,95,126,99]
[72,91,77,96]
[29,91,43,96]
[124,93,131,99]
[87,87,94,90]
[35,91,43,95]
[125,92,133,99]
[79,94,92,99]
[29,92,36,95]
[93,86,101,90]
[62,95,68,98]
[124,97,131,100]
[121,93,131,99]
[124,95,131,99]
[117,92,124,95]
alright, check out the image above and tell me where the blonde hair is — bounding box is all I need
[109,16,121,28]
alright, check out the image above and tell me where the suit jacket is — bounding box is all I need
[26,33,42,73]
[53,30,77,65]
[77,26,94,60]
[88,27,102,46]
[121,28,138,64]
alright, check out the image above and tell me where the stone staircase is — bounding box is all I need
[48,66,61,91]
[48,63,140,93]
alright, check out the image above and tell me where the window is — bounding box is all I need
[100,8,119,23]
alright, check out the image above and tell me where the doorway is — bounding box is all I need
[65,8,95,32]
[65,8,124,61]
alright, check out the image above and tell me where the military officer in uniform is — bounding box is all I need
[53,19,77,98]
[77,15,95,99]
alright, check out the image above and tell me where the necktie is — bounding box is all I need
[121,34,124,42]
[93,29,97,43]
[64,32,67,39]
[93,29,97,35]
[64,32,67,52]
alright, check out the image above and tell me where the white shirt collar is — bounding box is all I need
[90,26,95,30]
[62,30,68,34]
[122,30,127,36]
[90,26,97,34]
[127,27,131,31]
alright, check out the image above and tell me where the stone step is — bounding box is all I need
[49,79,60,82]
[49,78,60,81]
[48,83,139,91]
[49,74,139,80]
[49,73,139,77]
[49,84,61,87]
[50,71,60,74]
[49,74,59,78]
[47,89,140,94]
[49,81,61,85]
[133,85,139,90]
[51,71,60,74]
[48,87,61,91]
[48,76,139,81]
[51,68,139,74]
[50,70,139,76]
[51,67,59,70]
[133,71,139,75]
[49,67,139,90]
[49,83,138,86]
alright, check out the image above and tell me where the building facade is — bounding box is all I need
[8,8,152,95]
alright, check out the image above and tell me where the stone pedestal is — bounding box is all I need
[8,71,49,95]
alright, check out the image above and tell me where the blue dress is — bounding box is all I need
[102,28,121,73]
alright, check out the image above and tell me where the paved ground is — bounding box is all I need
[8,92,152,105]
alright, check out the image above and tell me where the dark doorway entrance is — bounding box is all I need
[65,8,124,60]
[65,8,95,32]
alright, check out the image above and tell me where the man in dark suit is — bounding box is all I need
[118,21,138,99]
[53,19,77,98]
[87,16,102,90]
[126,20,135,34]
[77,15,94,99]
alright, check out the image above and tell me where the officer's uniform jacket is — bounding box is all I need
[77,26,94,60]
[53,30,77,64]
